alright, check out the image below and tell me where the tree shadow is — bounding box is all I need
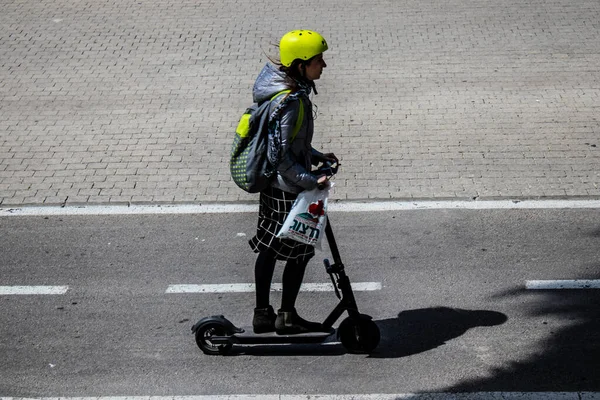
[444,284,600,391]
[371,307,508,359]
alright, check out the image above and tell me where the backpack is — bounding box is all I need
[230,90,304,193]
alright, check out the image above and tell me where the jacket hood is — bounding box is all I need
[252,63,291,104]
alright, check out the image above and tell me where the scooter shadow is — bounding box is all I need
[371,306,508,358]
[225,306,506,357]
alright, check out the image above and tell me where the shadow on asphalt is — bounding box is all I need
[444,279,600,392]
[224,307,506,357]
[371,307,508,359]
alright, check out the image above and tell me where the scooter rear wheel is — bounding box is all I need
[338,315,380,354]
[195,321,232,355]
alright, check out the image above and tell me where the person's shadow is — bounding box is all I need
[371,306,508,358]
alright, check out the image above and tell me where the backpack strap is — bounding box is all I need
[270,90,304,142]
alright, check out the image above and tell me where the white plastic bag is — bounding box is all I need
[276,183,333,250]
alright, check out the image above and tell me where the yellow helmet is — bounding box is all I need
[279,30,328,67]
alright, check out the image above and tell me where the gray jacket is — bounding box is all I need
[253,63,324,194]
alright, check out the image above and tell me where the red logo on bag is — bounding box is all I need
[308,200,325,218]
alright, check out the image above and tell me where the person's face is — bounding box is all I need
[303,54,327,80]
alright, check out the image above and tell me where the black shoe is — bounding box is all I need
[253,306,277,334]
[275,308,325,335]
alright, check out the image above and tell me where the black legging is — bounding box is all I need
[254,250,309,311]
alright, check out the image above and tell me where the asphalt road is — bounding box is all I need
[1,209,600,396]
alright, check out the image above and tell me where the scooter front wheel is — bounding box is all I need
[194,321,232,355]
[338,315,380,354]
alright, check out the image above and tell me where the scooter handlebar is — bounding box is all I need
[315,160,339,177]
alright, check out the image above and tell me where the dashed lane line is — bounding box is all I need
[6,281,600,295]
[165,282,382,294]
[0,286,69,295]
[526,279,600,289]
[0,283,381,296]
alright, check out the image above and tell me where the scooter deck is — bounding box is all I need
[212,327,335,345]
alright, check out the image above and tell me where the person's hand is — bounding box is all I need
[321,153,339,165]
[316,174,331,190]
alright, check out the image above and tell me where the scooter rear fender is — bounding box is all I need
[191,315,243,335]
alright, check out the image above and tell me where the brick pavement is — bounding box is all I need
[1,0,599,206]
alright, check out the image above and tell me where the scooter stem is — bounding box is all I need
[325,217,343,267]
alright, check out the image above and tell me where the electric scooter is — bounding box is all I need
[191,163,380,355]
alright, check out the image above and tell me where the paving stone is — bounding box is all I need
[1,0,600,206]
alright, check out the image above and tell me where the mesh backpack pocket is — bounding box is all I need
[230,101,272,192]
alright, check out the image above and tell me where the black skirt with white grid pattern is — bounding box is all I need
[249,186,315,261]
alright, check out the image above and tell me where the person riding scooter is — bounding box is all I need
[248,30,339,334]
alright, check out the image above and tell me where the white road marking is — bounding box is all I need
[165,282,382,294]
[2,199,600,216]
[0,393,596,399]
[331,199,600,211]
[0,286,69,295]
[526,279,600,290]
